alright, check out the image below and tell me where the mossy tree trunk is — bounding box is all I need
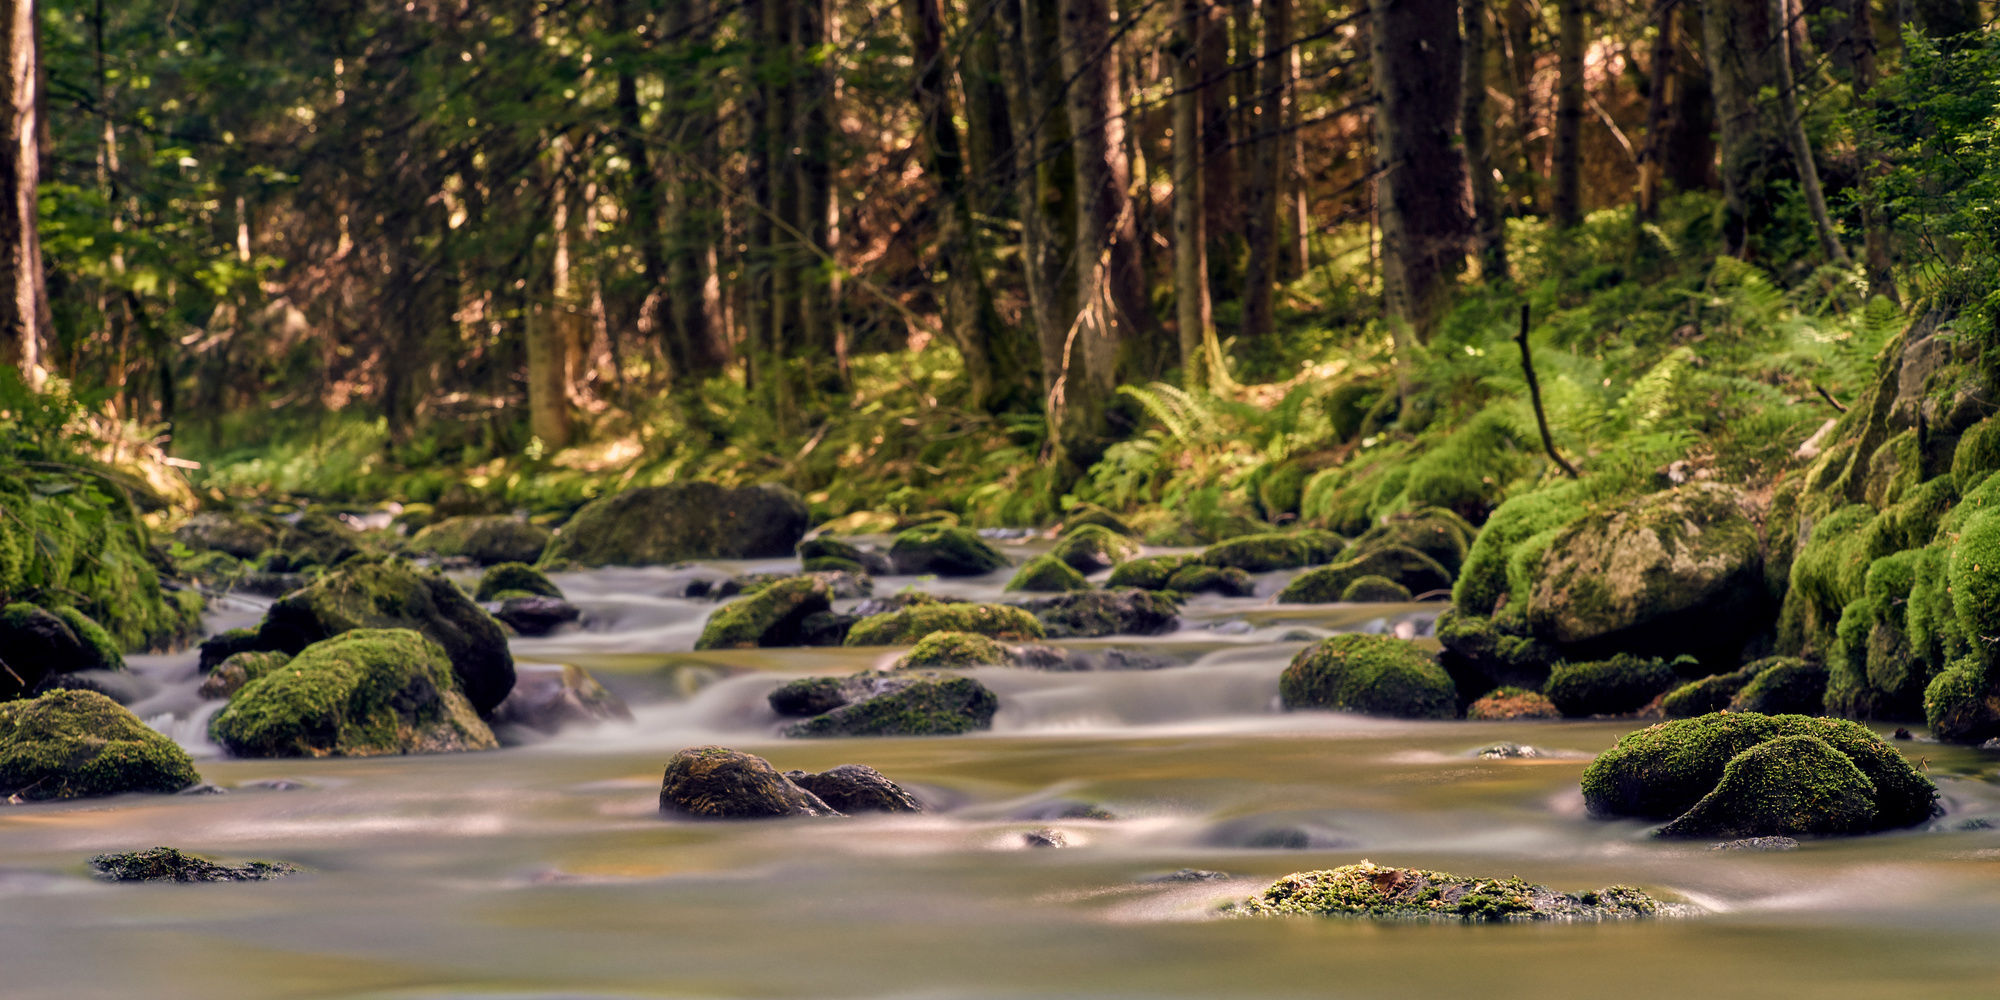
[1700,0,1779,258]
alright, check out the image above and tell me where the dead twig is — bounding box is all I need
[1516,304,1580,480]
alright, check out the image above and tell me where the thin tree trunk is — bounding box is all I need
[1462,0,1507,277]
[1241,0,1287,340]
[793,0,836,377]
[0,0,47,380]
[1501,0,1538,216]
[1196,0,1238,298]
[1281,20,1308,280]
[1551,0,1585,228]
[665,0,727,378]
[1372,0,1473,353]
[1841,0,1897,300]
[1174,0,1221,389]
[1635,0,1675,220]
[1772,0,1850,266]
[529,137,577,449]
[1003,0,1077,425]
[1702,0,1776,257]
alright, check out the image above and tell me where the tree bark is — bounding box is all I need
[1196,0,1239,297]
[1771,0,1850,266]
[1501,0,1539,215]
[1462,0,1507,277]
[1635,0,1674,220]
[1174,0,1222,390]
[530,137,577,449]
[1839,0,1897,300]
[1551,0,1585,228]
[1371,0,1473,348]
[793,0,837,373]
[1281,17,1308,280]
[1001,0,1077,424]
[1700,0,1777,257]
[1241,0,1288,340]
[0,0,47,380]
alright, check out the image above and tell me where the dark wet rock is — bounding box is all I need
[1434,609,1556,701]
[849,592,958,619]
[785,764,923,813]
[845,601,1043,645]
[1200,530,1345,573]
[253,558,515,715]
[0,690,200,800]
[1729,657,1829,715]
[236,571,309,598]
[1232,861,1671,922]
[1024,828,1067,848]
[797,611,857,647]
[769,677,852,717]
[1476,742,1545,760]
[266,511,365,571]
[543,483,811,567]
[210,629,498,757]
[0,603,124,700]
[1018,588,1181,638]
[1710,836,1800,852]
[174,510,282,560]
[493,596,582,637]
[90,847,297,883]
[197,626,263,672]
[1893,727,1913,740]
[240,778,309,791]
[887,525,1010,576]
[779,672,1000,738]
[198,650,293,700]
[1544,654,1682,717]
[1466,688,1561,721]
[1277,545,1452,604]
[475,562,563,601]
[491,663,632,737]
[657,745,837,819]
[1049,524,1140,572]
[1582,712,1938,837]
[1106,555,1192,590]
[1164,564,1257,597]
[798,536,893,575]
[1280,634,1456,719]
[409,515,550,566]
[1005,554,1091,593]
[695,576,833,650]
[1151,868,1231,883]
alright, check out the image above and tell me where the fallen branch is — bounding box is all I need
[1516,304,1580,480]
[1812,383,1848,413]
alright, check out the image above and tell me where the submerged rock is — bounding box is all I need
[1710,836,1800,851]
[887,525,1010,576]
[0,690,198,800]
[1024,828,1067,848]
[695,576,834,649]
[1049,524,1140,572]
[491,663,632,737]
[409,515,550,566]
[785,764,922,813]
[543,482,810,567]
[493,595,582,637]
[845,602,1044,645]
[1164,564,1256,597]
[209,629,498,757]
[1233,861,1669,922]
[658,746,837,819]
[1279,634,1456,719]
[1018,588,1180,638]
[90,847,298,883]
[777,671,1000,737]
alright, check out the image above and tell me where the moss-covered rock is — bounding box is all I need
[1923,658,2000,743]
[268,511,365,571]
[785,763,923,813]
[475,562,562,601]
[780,672,1001,737]
[1005,555,1091,593]
[1353,508,1474,576]
[1199,530,1345,572]
[409,516,550,566]
[1278,545,1452,603]
[695,576,834,650]
[1543,655,1679,717]
[1434,608,1555,699]
[845,602,1044,646]
[1949,507,2000,672]
[886,524,1010,576]
[1526,483,1763,656]
[1730,657,1829,715]
[1451,482,1589,615]
[0,603,123,699]
[1338,575,1412,603]
[198,650,294,700]
[1466,686,1561,720]
[658,745,837,818]
[542,482,810,567]
[253,558,515,715]
[1580,712,1937,833]
[90,847,297,883]
[895,630,1009,669]
[1161,563,1256,597]
[197,626,263,672]
[1233,861,1663,922]
[0,690,199,799]
[1660,665,1760,718]
[1019,588,1181,638]
[1049,524,1140,572]
[1061,502,1136,537]
[1279,634,1456,719]
[174,510,282,560]
[1106,555,1192,590]
[1655,735,1881,839]
[209,629,498,757]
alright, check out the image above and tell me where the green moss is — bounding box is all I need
[1660,666,1759,718]
[1788,504,1881,626]
[1199,530,1345,572]
[410,515,550,566]
[540,483,810,568]
[1543,655,1677,717]
[1907,544,1966,670]
[1825,597,1878,717]
[895,630,1009,669]
[1278,545,1451,603]
[1952,415,2000,489]
[1278,634,1456,719]
[887,525,1009,576]
[799,535,866,564]
[1049,524,1140,571]
[1061,502,1136,536]
[1656,735,1880,839]
[1354,508,1474,575]
[1862,429,1922,508]
[1333,575,1408,602]
[844,602,1045,646]
[1005,555,1091,593]
[783,675,1000,737]
[1465,686,1561,720]
[200,650,295,700]
[0,689,199,799]
[51,606,125,672]
[1453,483,1588,614]
[695,576,834,650]
[1106,555,1191,590]
[1164,563,1256,597]
[0,470,202,652]
[474,562,562,601]
[1924,658,2000,743]
[1233,861,1660,922]
[209,629,498,757]
[90,846,297,882]
[1949,507,2000,671]
[1730,657,1829,715]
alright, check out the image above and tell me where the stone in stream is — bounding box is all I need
[490,663,632,738]
[1350,507,1475,576]
[0,603,125,699]
[797,535,893,576]
[1475,742,1545,760]
[209,629,498,757]
[1660,663,1763,718]
[1162,564,1256,598]
[1105,555,1192,591]
[1023,828,1067,848]
[773,671,1000,738]
[1279,634,1457,720]
[894,630,1011,669]
[1149,868,1231,883]
[784,764,923,813]
[542,482,811,567]
[1231,861,1672,922]
[1543,654,1683,717]
[90,847,298,883]
[409,515,550,566]
[694,576,834,650]
[886,524,1010,576]
[1710,837,1800,852]
[1465,687,1561,721]
[173,510,283,560]
[1047,524,1140,572]
[1581,712,1939,838]
[493,596,582,637]
[198,626,263,672]
[1018,589,1180,638]
[844,600,1044,646]
[1727,657,1829,715]
[1276,545,1452,604]
[0,690,201,800]
[658,746,839,818]
[1198,530,1346,573]
[475,562,564,601]
[1004,555,1091,593]
[1336,575,1412,603]
[198,650,294,700]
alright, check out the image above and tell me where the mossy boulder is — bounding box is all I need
[475,562,562,601]
[409,516,550,566]
[658,746,837,818]
[1730,657,1828,715]
[198,650,294,700]
[1019,589,1181,638]
[1279,634,1457,719]
[1660,665,1760,718]
[1655,735,1881,839]
[1466,687,1561,720]
[1434,609,1555,699]
[253,558,515,715]
[1005,555,1091,593]
[1200,530,1345,573]
[778,672,1001,737]
[1923,658,2000,743]
[845,602,1044,646]
[1452,482,1589,615]
[895,630,1010,669]
[0,603,124,700]
[1061,503,1136,537]
[210,629,497,757]
[695,576,834,650]
[1233,861,1663,922]
[798,536,892,575]
[197,626,263,672]
[1164,564,1256,597]
[1277,545,1451,603]
[1543,655,1679,717]
[1106,555,1193,590]
[90,847,297,883]
[887,525,1009,576]
[785,763,923,813]
[1580,712,1937,834]
[174,510,282,560]
[1338,575,1412,603]
[267,511,365,571]
[542,482,811,567]
[1353,508,1474,576]
[0,690,200,799]
[1049,524,1140,572]
[1948,507,2000,671]
[1526,483,1763,657]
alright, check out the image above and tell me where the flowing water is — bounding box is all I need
[6,540,2000,999]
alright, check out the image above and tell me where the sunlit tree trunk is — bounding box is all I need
[0,0,47,381]
[529,136,577,449]
[1551,0,1584,228]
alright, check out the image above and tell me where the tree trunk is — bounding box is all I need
[1174,0,1221,390]
[793,0,837,374]
[0,0,47,380]
[609,0,657,381]
[530,137,577,450]
[664,0,727,379]
[1196,0,1239,298]
[1241,0,1288,340]
[1771,0,1849,266]
[1635,0,1675,220]
[1840,0,1897,300]
[1551,0,1585,228]
[1701,0,1777,257]
[1462,0,1507,277]
[1001,0,1077,424]
[1371,0,1473,349]
[1281,18,1308,280]
[1501,0,1539,215]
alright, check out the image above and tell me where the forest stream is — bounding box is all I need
[5,537,2000,1000]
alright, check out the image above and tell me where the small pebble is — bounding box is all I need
[1476,743,1542,760]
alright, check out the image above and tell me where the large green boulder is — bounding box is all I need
[541,482,810,567]
[263,511,365,571]
[695,576,834,649]
[253,558,515,714]
[780,673,1000,738]
[1049,524,1140,572]
[1543,655,1679,717]
[1655,735,1880,839]
[1200,530,1345,573]
[1434,608,1555,699]
[1165,564,1256,597]
[658,745,837,818]
[1279,634,1456,719]
[1730,657,1828,715]
[1277,545,1450,603]
[894,630,1011,669]
[1923,658,2000,743]
[0,690,199,799]
[410,516,550,566]
[887,525,1009,576]
[845,602,1044,646]
[210,629,498,757]
[1233,861,1664,922]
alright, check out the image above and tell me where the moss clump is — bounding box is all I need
[209,629,498,757]
[409,515,550,566]
[1339,575,1412,603]
[887,525,1010,576]
[802,556,865,574]
[541,482,811,568]
[0,689,200,799]
[1434,609,1555,697]
[198,650,294,700]
[845,602,1044,646]
[1543,655,1678,717]
[782,675,1001,737]
[1049,524,1140,572]
[1233,861,1661,923]
[1923,658,2000,743]
[1200,530,1345,573]
[0,603,123,698]
[1061,503,1135,537]
[1466,686,1561,720]
[1952,415,2000,489]
[1106,555,1192,590]
[1580,712,1937,832]
[1279,634,1456,719]
[1005,555,1092,593]
[1278,545,1451,604]
[51,607,126,673]
[895,630,1008,669]
[1730,657,1829,715]
[1788,504,1881,630]
[1452,482,1588,614]
[1163,563,1256,597]
[1660,665,1760,718]
[1354,508,1474,576]
[475,562,562,601]
[1949,508,2000,672]
[91,847,298,882]
[1656,735,1881,839]
[695,576,834,650]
